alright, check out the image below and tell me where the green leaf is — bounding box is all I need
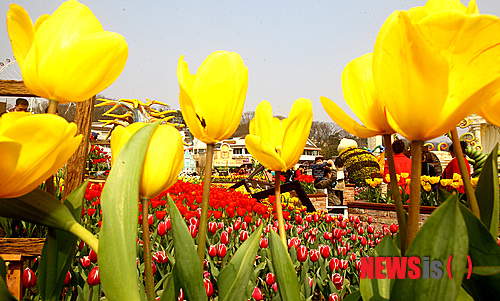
[456,286,474,301]
[218,224,263,301]
[460,204,500,300]
[38,181,86,301]
[360,235,400,301]
[343,290,361,301]
[0,257,17,301]
[159,268,180,301]
[471,266,500,276]
[0,188,78,231]
[474,144,499,238]
[99,122,159,301]
[268,230,300,301]
[167,196,207,301]
[391,196,468,301]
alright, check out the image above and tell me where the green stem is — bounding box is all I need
[274,171,287,247]
[47,99,58,114]
[197,143,215,269]
[406,140,423,250]
[383,134,407,254]
[141,197,155,301]
[68,222,99,254]
[450,128,481,218]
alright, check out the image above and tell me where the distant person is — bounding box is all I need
[312,156,333,188]
[315,166,341,206]
[443,141,470,193]
[383,139,412,194]
[333,158,345,204]
[421,152,437,176]
[423,144,442,176]
[9,98,29,112]
[294,165,305,180]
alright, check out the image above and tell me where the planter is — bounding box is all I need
[0,238,45,299]
[347,200,436,230]
[307,193,327,211]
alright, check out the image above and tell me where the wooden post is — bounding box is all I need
[63,96,96,200]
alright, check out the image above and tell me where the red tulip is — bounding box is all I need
[87,208,96,216]
[313,214,320,222]
[349,215,354,223]
[351,234,357,241]
[329,257,339,272]
[208,222,218,234]
[242,222,248,230]
[297,245,308,262]
[154,251,168,264]
[309,277,313,288]
[151,261,157,275]
[325,214,333,223]
[189,217,197,226]
[204,278,213,297]
[64,270,72,286]
[350,253,356,262]
[166,217,171,230]
[188,224,198,238]
[88,266,100,286]
[178,288,184,301]
[329,293,340,301]
[148,214,154,226]
[239,230,248,242]
[22,267,36,288]
[217,244,227,258]
[256,218,262,227]
[221,231,229,245]
[367,216,373,224]
[155,210,167,221]
[234,218,242,230]
[305,215,313,223]
[89,249,98,263]
[323,232,332,241]
[333,228,342,240]
[319,245,330,258]
[390,223,399,233]
[340,259,348,270]
[78,240,85,251]
[157,221,167,236]
[357,227,364,235]
[331,273,343,290]
[310,249,320,262]
[259,237,268,249]
[208,245,217,258]
[361,237,367,246]
[367,225,375,234]
[337,214,343,221]
[218,221,224,229]
[252,287,263,301]
[355,260,362,271]
[80,256,91,268]
[340,220,347,229]
[272,282,278,292]
[266,273,275,286]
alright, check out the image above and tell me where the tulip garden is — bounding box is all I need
[2,0,500,300]
[17,179,400,301]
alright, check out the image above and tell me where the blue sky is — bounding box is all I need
[1,0,500,122]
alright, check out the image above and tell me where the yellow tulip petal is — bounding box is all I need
[342,53,392,133]
[111,123,146,164]
[374,11,449,141]
[34,14,50,32]
[281,98,312,170]
[6,3,34,67]
[250,101,274,144]
[245,135,286,171]
[320,96,383,138]
[0,138,22,186]
[50,32,128,103]
[140,125,184,198]
[424,0,468,14]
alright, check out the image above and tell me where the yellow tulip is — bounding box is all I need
[245,98,313,171]
[321,53,394,138]
[111,123,184,199]
[177,51,248,144]
[429,176,440,185]
[400,172,410,179]
[453,173,462,181]
[7,0,128,103]
[423,183,432,192]
[0,112,82,198]
[372,0,500,141]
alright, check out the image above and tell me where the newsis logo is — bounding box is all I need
[360,255,473,279]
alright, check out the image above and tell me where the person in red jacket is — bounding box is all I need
[383,139,412,195]
[443,141,470,193]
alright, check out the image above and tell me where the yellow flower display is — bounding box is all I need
[429,176,440,185]
[0,112,82,198]
[177,51,248,144]
[6,0,128,103]
[320,53,394,138]
[245,98,313,171]
[372,0,500,141]
[111,123,184,199]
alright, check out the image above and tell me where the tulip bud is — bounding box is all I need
[309,277,313,288]
[239,230,248,242]
[329,293,340,301]
[87,266,100,286]
[188,224,198,238]
[217,244,227,258]
[266,273,275,286]
[154,251,168,264]
[218,221,224,229]
[22,267,36,288]
[319,245,330,258]
[390,223,399,233]
[208,222,218,234]
[208,245,217,258]
[338,214,343,221]
[329,257,339,272]
[234,218,242,230]
[361,237,367,246]
[309,249,320,262]
[178,288,184,301]
[272,282,278,292]
[355,260,362,271]
[297,245,308,262]
[64,270,72,286]
[89,249,98,263]
[259,237,269,249]
[148,214,154,226]
[157,221,167,236]
[367,216,373,224]
[331,273,343,290]
[220,231,229,245]
[204,278,214,297]
[252,287,263,301]
[256,218,262,227]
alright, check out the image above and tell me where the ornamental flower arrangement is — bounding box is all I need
[336,147,380,186]
[296,174,317,194]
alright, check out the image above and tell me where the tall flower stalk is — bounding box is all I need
[177,51,248,267]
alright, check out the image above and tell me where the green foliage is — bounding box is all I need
[269,231,301,301]
[99,122,159,301]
